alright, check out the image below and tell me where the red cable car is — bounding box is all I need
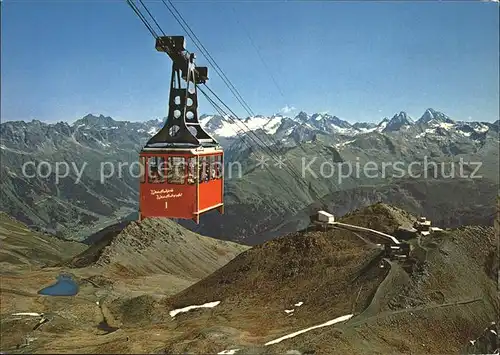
[138,36,224,224]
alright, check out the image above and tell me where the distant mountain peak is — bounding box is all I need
[311,113,324,120]
[204,115,225,131]
[396,111,412,120]
[82,113,111,119]
[382,111,415,132]
[418,108,454,124]
[328,115,353,129]
[295,111,309,121]
[372,117,390,132]
[419,108,436,123]
[75,114,116,127]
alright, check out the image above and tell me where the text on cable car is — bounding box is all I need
[150,188,183,200]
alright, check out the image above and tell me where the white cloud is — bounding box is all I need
[279,105,296,114]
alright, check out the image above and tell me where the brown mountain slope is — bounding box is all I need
[158,227,386,325]
[274,225,498,355]
[129,206,496,354]
[69,217,249,280]
[0,215,249,353]
[0,212,86,271]
[338,202,417,233]
[1,205,497,354]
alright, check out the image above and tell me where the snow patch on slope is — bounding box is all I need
[265,314,354,346]
[334,140,356,149]
[169,301,221,318]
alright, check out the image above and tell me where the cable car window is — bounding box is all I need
[215,155,222,179]
[148,156,166,184]
[220,154,224,178]
[204,156,211,181]
[199,157,207,183]
[212,155,218,179]
[187,157,196,185]
[158,156,167,177]
[139,156,146,183]
[207,155,214,180]
[167,156,186,184]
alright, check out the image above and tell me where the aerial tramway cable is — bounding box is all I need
[129,0,322,203]
[157,1,318,192]
[157,1,324,199]
[200,85,315,192]
[126,0,158,38]
[198,90,305,202]
[230,6,287,102]
[129,1,301,172]
[230,6,354,202]
[126,0,322,205]
[127,2,301,222]
[137,0,166,37]
[161,0,256,117]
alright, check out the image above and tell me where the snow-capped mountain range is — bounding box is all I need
[1,109,497,155]
[0,108,497,241]
[195,108,497,143]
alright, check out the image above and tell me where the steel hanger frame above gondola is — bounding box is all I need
[145,36,218,149]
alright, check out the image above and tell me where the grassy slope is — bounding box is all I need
[0,212,86,270]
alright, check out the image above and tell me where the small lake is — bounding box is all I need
[38,273,79,296]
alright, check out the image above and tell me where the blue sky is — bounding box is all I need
[1,0,499,123]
